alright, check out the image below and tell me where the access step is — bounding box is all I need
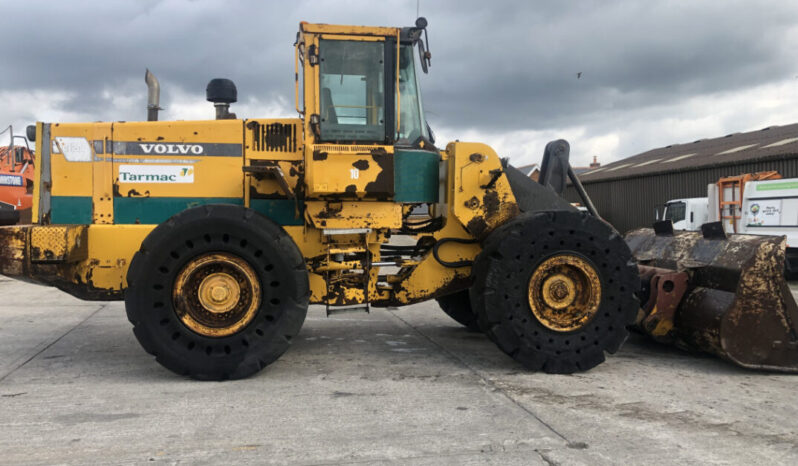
[326,303,371,316]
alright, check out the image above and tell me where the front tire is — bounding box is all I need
[125,204,309,380]
[436,290,480,332]
[471,210,639,374]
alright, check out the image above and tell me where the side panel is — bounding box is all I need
[304,201,401,228]
[92,123,114,224]
[111,120,244,224]
[306,145,394,198]
[394,149,439,202]
[48,123,103,224]
[447,142,519,239]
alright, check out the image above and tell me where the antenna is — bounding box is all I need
[416,0,420,18]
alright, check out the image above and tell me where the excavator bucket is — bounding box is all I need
[625,221,798,372]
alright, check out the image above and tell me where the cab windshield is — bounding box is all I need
[317,39,428,145]
[664,202,686,223]
[397,45,428,142]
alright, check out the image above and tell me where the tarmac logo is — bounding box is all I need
[118,165,195,183]
[139,143,204,155]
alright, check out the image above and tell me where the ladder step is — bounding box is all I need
[326,303,370,316]
[323,228,372,236]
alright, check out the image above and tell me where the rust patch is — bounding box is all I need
[483,190,500,217]
[316,203,344,219]
[352,160,370,170]
[345,184,357,194]
[364,148,394,199]
[635,266,688,344]
[466,216,489,238]
[313,150,328,161]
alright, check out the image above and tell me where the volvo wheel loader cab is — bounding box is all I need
[0,19,641,380]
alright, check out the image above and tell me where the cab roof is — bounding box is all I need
[299,22,400,37]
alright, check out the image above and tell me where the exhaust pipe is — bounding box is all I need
[145,69,161,121]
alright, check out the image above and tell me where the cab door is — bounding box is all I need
[304,35,396,199]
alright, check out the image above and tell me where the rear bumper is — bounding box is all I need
[0,224,119,300]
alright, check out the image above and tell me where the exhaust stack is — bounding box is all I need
[145,69,161,121]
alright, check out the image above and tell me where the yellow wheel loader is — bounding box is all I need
[1,19,796,379]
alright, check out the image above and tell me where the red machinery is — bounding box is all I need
[0,127,35,225]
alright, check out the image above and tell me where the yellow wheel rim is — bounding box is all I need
[528,254,601,332]
[198,273,241,314]
[173,253,261,338]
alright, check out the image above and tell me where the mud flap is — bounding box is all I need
[626,222,798,372]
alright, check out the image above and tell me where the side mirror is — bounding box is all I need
[414,17,431,74]
[26,125,36,142]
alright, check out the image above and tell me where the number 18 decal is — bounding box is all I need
[350,168,360,180]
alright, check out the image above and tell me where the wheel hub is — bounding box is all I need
[198,273,241,313]
[528,254,601,332]
[173,253,261,338]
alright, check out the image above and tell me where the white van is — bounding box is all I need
[662,197,708,231]
[663,178,798,275]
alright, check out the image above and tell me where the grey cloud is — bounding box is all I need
[2,0,797,159]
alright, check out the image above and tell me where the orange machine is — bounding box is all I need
[0,144,35,224]
[716,171,781,232]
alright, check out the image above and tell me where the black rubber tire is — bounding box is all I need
[436,290,480,332]
[470,210,639,374]
[0,208,20,226]
[125,204,309,380]
[785,248,798,280]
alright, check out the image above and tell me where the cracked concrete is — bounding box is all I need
[1,276,797,464]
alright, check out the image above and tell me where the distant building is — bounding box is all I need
[516,163,540,181]
[571,156,600,176]
[565,124,798,233]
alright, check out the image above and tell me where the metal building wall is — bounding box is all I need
[565,157,798,234]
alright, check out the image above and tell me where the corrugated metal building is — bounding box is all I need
[565,123,798,234]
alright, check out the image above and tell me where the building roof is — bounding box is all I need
[577,123,798,183]
[516,163,539,177]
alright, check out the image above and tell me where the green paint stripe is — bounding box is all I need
[394,150,440,203]
[50,196,93,224]
[113,197,303,225]
[756,181,798,191]
[249,199,304,226]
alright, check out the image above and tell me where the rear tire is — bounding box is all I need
[436,290,480,332]
[471,210,639,374]
[125,204,309,380]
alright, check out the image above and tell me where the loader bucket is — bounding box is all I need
[625,222,798,372]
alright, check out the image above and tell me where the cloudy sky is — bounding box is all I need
[2,0,798,167]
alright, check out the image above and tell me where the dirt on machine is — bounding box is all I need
[0,19,794,379]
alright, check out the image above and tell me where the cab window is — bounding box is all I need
[664,202,686,223]
[319,39,386,143]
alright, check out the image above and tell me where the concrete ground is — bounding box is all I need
[1,277,797,465]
